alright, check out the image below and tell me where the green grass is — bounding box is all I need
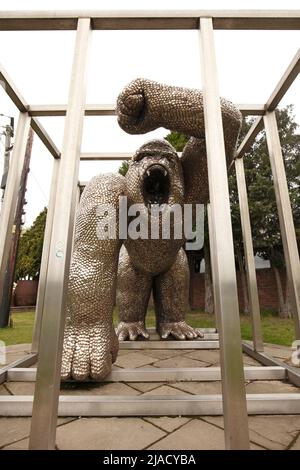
[0,309,296,347]
[0,312,35,346]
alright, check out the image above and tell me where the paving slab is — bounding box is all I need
[55,417,166,450]
[60,381,140,396]
[183,350,220,364]
[171,381,222,395]
[143,385,190,396]
[242,354,262,366]
[152,356,208,369]
[0,417,74,449]
[2,437,29,450]
[0,385,10,395]
[128,382,163,393]
[263,344,292,360]
[5,344,31,353]
[246,380,300,394]
[136,364,158,369]
[148,418,226,450]
[290,433,300,450]
[144,417,191,432]
[1,352,28,366]
[139,350,183,360]
[5,381,35,395]
[201,415,300,450]
[115,352,157,368]
[248,415,300,449]
[115,350,131,356]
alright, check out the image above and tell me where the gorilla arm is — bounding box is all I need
[61,174,125,381]
[117,78,242,204]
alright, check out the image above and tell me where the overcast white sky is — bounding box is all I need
[0,0,299,226]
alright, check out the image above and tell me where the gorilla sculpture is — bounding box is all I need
[61,78,241,381]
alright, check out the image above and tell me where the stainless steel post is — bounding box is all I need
[31,158,60,353]
[264,111,300,339]
[0,113,31,304]
[199,18,250,449]
[206,203,218,329]
[29,18,91,449]
[235,157,264,351]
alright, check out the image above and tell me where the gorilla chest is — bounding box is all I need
[124,238,183,275]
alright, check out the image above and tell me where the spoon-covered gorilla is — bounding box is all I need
[61,78,241,381]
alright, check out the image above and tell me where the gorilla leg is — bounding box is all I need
[116,245,152,340]
[153,248,204,340]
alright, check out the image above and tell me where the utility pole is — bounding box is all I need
[0,126,33,328]
[1,118,14,209]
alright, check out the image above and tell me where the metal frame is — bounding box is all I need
[264,112,300,339]
[0,10,299,451]
[242,342,300,388]
[0,354,37,385]
[28,18,91,450]
[31,159,60,353]
[0,113,31,304]
[235,157,264,352]
[199,18,249,449]
[6,366,286,383]
[27,104,265,117]
[0,10,300,30]
[2,393,300,417]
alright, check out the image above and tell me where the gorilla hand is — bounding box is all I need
[117,77,241,143]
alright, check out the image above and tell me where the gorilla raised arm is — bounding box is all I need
[117,78,241,204]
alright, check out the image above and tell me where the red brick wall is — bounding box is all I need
[190,268,287,312]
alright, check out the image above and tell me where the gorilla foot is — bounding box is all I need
[158,321,204,340]
[116,321,150,341]
[61,323,118,381]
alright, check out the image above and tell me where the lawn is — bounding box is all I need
[0,311,35,346]
[0,309,296,347]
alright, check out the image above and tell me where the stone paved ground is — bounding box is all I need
[1,343,300,450]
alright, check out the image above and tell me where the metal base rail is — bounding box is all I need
[1,393,300,417]
[6,366,286,383]
[0,353,37,384]
[242,341,300,388]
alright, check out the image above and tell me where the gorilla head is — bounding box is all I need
[125,139,185,208]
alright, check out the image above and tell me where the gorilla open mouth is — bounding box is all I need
[143,164,170,206]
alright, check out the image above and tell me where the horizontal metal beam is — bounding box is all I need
[238,104,266,116]
[236,48,300,158]
[119,340,220,350]
[28,104,116,117]
[0,353,37,385]
[80,152,132,161]
[0,63,28,112]
[30,118,61,159]
[1,393,300,416]
[0,64,61,158]
[28,104,265,117]
[267,48,300,110]
[146,332,219,341]
[242,341,300,388]
[7,366,286,383]
[236,116,264,158]
[0,11,300,31]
